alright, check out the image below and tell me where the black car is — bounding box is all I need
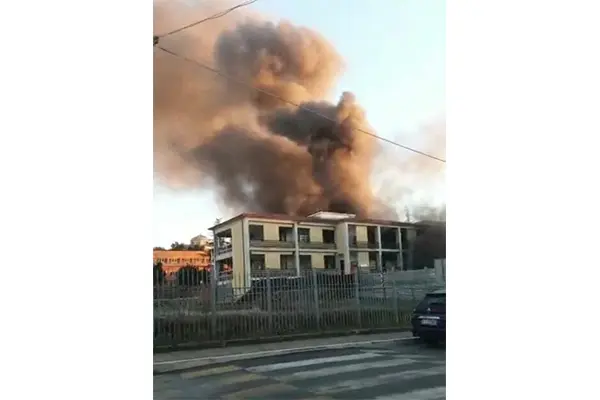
[411,289,446,345]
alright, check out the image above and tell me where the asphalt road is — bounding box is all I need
[154,340,445,399]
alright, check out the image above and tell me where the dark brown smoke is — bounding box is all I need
[154,1,442,219]
[154,1,382,217]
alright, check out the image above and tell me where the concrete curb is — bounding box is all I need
[154,327,412,354]
[153,335,417,375]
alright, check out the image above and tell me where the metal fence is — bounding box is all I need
[153,268,443,349]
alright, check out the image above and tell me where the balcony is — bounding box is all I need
[298,241,336,250]
[350,239,379,249]
[216,243,232,255]
[250,239,295,248]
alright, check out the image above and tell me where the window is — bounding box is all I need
[367,227,376,244]
[278,227,294,242]
[322,229,335,244]
[400,228,408,249]
[298,228,310,243]
[299,254,312,270]
[280,254,295,270]
[381,227,399,248]
[324,255,336,269]
[348,225,357,246]
[250,254,266,270]
[249,224,264,241]
[402,250,413,270]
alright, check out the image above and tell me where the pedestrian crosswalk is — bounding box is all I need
[168,347,446,399]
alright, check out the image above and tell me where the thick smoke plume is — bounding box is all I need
[154,1,443,219]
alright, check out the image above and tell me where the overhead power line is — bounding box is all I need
[157,0,259,39]
[155,46,447,163]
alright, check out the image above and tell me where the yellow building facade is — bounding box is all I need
[210,211,419,290]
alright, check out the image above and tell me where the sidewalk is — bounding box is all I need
[154,331,415,374]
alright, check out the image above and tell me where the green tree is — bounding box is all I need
[170,241,188,250]
[177,265,209,286]
[153,261,166,286]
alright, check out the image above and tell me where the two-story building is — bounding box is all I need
[210,211,422,291]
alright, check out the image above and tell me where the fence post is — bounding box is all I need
[355,269,361,328]
[392,280,399,325]
[266,269,273,334]
[210,264,217,339]
[382,271,387,300]
[312,269,320,331]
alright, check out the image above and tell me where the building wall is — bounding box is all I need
[355,225,368,242]
[334,223,347,252]
[405,228,417,248]
[249,220,294,241]
[190,235,211,247]
[153,250,211,274]
[266,252,280,269]
[262,223,279,241]
[229,220,246,290]
[349,251,370,267]
[214,215,422,291]
[357,251,370,267]
[250,219,339,244]
[310,252,325,268]
[308,226,323,242]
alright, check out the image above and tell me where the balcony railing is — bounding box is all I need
[298,241,336,249]
[250,239,295,248]
[350,240,379,249]
[216,243,232,255]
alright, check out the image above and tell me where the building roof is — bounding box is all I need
[190,233,210,241]
[209,212,438,231]
[153,249,210,256]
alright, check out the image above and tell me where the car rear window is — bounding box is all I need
[416,293,446,311]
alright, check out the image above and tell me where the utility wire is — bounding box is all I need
[156,46,447,163]
[153,1,445,162]
[157,0,259,39]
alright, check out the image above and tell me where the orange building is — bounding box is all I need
[153,250,211,275]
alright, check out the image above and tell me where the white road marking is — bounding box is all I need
[279,357,418,381]
[154,336,416,366]
[247,352,382,373]
[373,386,446,400]
[314,366,446,394]
[370,350,445,360]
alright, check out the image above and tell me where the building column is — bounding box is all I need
[397,227,403,271]
[434,259,446,285]
[376,226,383,272]
[397,251,403,271]
[242,219,251,286]
[293,222,300,276]
[211,230,219,282]
[344,223,351,274]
